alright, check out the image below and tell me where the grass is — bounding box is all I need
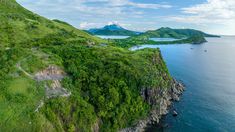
[0,77,45,131]
[8,78,31,94]
[0,0,107,48]
[0,0,175,131]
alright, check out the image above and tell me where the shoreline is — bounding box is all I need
[121,79,185,132]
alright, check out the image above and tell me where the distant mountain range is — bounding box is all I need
[87,24,141,36]
[139,27,220,38]
[87,25,220,38]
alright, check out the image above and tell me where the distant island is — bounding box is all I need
[87,24,141,36]
[88,25,219,38]
[86,25,220,47]
[0,0,219,132]
[138,27,220,38]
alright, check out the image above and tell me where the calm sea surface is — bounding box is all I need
[96,35,130,39]
[150,38,181,42]
[132,36,235,132]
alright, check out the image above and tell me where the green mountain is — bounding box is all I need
[87,24,141,36]
[0,0,104,48]
[139,27,220,39]
[112,34,207,48]
[111,27,217,48]
[0,0,181,131]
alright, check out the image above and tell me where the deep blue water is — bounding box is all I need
[132,36,235,132]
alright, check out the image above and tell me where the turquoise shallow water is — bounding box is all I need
[132,36,235,132]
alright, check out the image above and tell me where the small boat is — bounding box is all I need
[204,50,207,52]
[173,110,178,117]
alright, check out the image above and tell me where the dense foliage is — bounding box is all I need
[109,27,219,48]
[0,48,46,131]
[0,0,172,131]
[138,27,220,38]
[112,34,207,48]
[40,45,172,131]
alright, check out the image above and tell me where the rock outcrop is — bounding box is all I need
[121,79,184,132]
[35,65,71,98]
[34,65,65,81]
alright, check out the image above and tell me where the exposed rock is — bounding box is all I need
[121,78,185,132]
[87,41,95,46]
[45,84,71,99]
[91,120,100,132]
[34,65,65,81]
[16,59,71,113]
[34,65,71,99]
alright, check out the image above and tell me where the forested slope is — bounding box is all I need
[0,0,176,131]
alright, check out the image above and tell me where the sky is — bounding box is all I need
[16,0,235,35]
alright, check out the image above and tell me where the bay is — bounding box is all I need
[132,36,235,132]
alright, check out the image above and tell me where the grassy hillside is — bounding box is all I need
[0,0,105,48]
[0,0,173,131]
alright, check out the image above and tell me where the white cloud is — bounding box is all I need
[18,0,171,15]
[17,0,172,31]
[107,21,119,25]
[183,0,235,20]
[79,21,131,29]
[107,0,172,9]
[168,0,235,23]
[128,2,171,9]
[79,22,101,29]
[166,0,235,35]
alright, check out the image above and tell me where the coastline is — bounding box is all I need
[121,79,185,132]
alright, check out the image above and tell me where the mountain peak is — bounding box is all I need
[158,27,172,30]
[103,24,125,31]
[87,24,142,36]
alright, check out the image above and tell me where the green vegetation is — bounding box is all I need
[111,34,207,48]
[87,24,139,36]
[109,27,219,48]
[0,0,216,131]
[0,0,173,131]
[138,27,220,38]
[40,45,172,131]
[0,0,105,48]
[0,47,45,131]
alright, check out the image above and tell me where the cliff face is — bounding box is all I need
[1,1,185,131]
[121,79,185,132]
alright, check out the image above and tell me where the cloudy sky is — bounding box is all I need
[17,0,235,35]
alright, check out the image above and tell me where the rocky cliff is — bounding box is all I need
[121,79,185,132]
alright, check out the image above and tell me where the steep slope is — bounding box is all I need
[88,24,140,36]
[0,0,104,48]
[0,1,183,132]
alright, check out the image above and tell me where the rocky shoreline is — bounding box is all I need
[121,79,185,132]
